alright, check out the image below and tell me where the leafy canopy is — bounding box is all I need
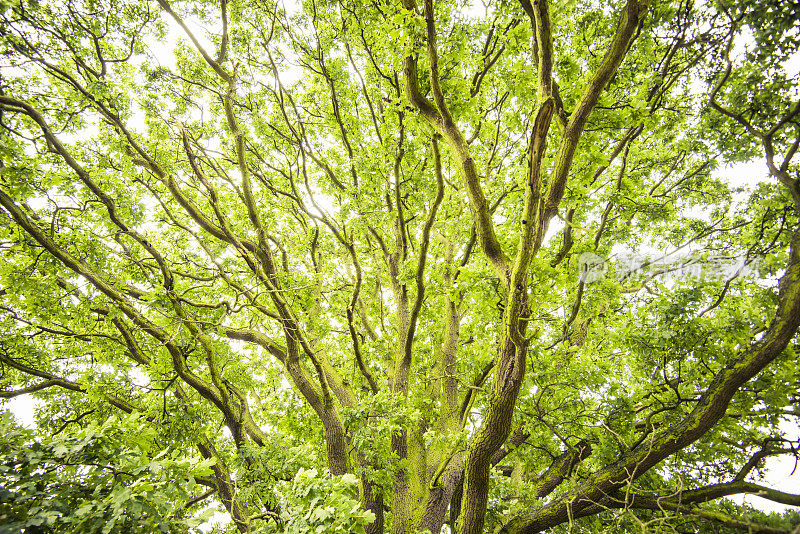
[0,0,799,533]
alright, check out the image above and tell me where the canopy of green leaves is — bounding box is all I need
[0,0,799,532]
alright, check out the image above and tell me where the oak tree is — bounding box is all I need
[1,0,799,532]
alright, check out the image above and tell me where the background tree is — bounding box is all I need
[0,0,799,533]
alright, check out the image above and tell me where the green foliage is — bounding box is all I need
[0,0,798,533]
[0,412,213,534]
[267,469,375,534]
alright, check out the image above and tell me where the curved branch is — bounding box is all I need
[537,0,647,242]
[394,135,445,394]
[402,0,510,281]
[625,497,792,534]
[498,226,800,533]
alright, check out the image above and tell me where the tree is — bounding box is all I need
[0,0,799,532]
